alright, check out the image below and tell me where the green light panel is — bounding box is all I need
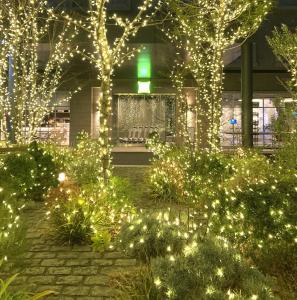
[137,49,151,79]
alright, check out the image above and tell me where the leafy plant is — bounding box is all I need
[109,266,159,300]
[0,269,56,300]
[152,236,275,300]
[47,179,135,249]
[0,152,36,200]
[210,172,297,251]
[117,213,188,262]
[27,141,59,201]
[149,141,230,205]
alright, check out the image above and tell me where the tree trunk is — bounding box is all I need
[99,70,112,182]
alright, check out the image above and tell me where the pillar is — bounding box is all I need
[241,41,254,148]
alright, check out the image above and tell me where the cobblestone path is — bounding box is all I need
[1,203,136,300]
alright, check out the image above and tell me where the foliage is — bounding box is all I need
[152,236,275,300]
[117,213,188,262]
[0,0,79,144]
[0,152,36,200]
[165,0,273,148]
[0,142,59,201]
[69,132,110,185]
[148,140,230,204]
[28,141,59,201]
[0,191,25,261]
[0,266,55,300]
[209,167,297,252]
[46,178,135,250]
[109,266,159,300]
[253,244,297,300]
[225,149,272,190]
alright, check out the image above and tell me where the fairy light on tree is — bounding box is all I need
[56,0,161,181]
[268,25,297,140]
[164,0,273,151]
[0,0,79,144]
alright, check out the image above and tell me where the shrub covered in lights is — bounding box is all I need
[118,213,188,262]
[70,132,111,185]
[0,142,59,201]
[152,236,275,300]
[0,152,37,200]
[0,190,25,261]
[28,141,59,201]
[210,172,297,251]
[47,178,135,249]
[148,139,230,204]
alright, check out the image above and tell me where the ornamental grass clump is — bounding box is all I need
[152,236,275,300]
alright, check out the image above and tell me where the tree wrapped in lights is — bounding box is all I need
[61,0,160,181]
[165,0,273,150]
[0,0,79,144]
[268,25,297,144]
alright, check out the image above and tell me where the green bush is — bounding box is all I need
[70,132,110,185]
[28,141,59,201]
[210,172,297,251]
[0,192,25,261]
[149,142,230,204]
[0,152,36,200]
[118,213,188,262]
[47,178,135,249]
[152,236,275,300]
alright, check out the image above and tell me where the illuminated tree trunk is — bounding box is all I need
[100,68,112,181]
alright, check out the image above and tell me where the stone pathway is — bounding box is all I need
[0,203,136,300]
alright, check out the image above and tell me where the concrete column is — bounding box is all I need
[241,41,254,148]
[70,87,93,145]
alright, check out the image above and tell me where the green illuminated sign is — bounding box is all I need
[138,81,151,94]
[137,49,151,79]
[137,48,151,94]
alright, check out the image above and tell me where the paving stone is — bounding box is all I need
[56,275,84,285]
[46,297,74,300]
[65,259,90,266]
[72,266,99,275]
[92,259,114,266]
[90,286,115,297]
[23,267,46,275]
[114,259,137,266]
[41,259,65,267]
[35,285,63,293]
[24,258,42,266]
[100,267,126,276]
[48,267,72,275]
[56,252,82,259]
[50,246,73,252]
[33,252,57,259]
[103,252,125,259]
[63,286,90,296]
[84,275,110,285]
[71,245,93,252]
[30,275,56,284]
[77,297,104,300]
[78,252,103,259]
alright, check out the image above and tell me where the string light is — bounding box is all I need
[0,0,80,144]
